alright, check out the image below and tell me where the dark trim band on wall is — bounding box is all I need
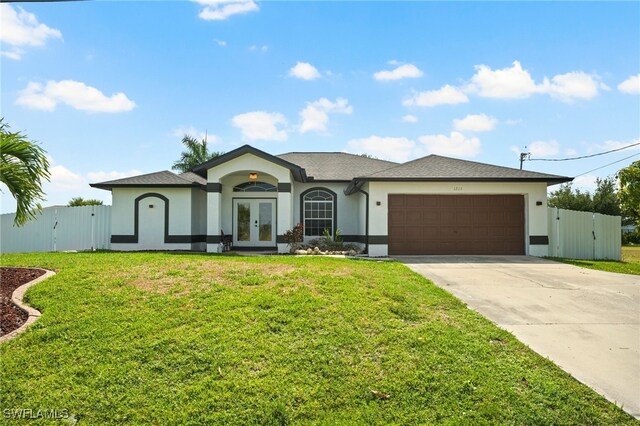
[111,235,137,244]
[368,235,389,245]
[342,235,367,244]
[529,235,549,245]
[207,235,221,244]
[206,183,222,193]
[277,183,291,193]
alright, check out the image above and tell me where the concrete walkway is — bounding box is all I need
[396,256,640,418]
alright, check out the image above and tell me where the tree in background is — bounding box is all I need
[0,118,50,226]
[172,134,223,173]
[68,197,104,207]
[547,183,593,212]
[547,176,621,216]
[617,160,640,224]
[592,177,621,217]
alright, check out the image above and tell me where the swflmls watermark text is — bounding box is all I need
[3,408,70,420]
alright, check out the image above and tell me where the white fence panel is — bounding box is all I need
[1,205,111,253]
[594,213,621,260]
[547,207,621,260]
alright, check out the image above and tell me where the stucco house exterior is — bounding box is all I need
[90,144,571,257]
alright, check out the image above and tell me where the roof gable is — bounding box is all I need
[192,144,307,181]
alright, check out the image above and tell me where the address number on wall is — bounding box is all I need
[453,186,463,191]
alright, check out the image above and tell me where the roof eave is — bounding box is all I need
[89,183,204,191]
[353,176,574,184]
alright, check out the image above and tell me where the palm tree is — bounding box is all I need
[0,118,50,226]
[172,134,223,173]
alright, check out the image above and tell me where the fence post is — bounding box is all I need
[556,207,561,257]
[91,205,96,251]
[592,213,596,260]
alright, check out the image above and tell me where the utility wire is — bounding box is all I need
[574,152,640,177]
[528,141,640,162]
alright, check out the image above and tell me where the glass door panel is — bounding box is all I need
[258,202,273,242]
[237,202,251,242]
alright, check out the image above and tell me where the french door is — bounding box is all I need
[233,199,276,247]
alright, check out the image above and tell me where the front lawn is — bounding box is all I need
[0,253,634,424]
[549,246,640,275]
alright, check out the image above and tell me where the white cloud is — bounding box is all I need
[543,71,606,102]
[0,4,62,60]
[48,164,86,192]
[527,140,560,157]
[249,44,268,52]
[16,80,136,113]
[373,64,423,81]
[418,132,481,157]
[215,39,227,47]
[299,97,352,133]
[468,61,541,99]
[618,74,640,94]
[195,0,259,21]
[289,62,321,80]
[467,61,605,102]
[588,138,640,154]
[403,84,469,107]
[1,48,23,60]
[87,170,142,182]
[452,114,497,132]
[402,114,418,123]
[344,136,416,163]
[572,175,598,192]
[231,111,288,141]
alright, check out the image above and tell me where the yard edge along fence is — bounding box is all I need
[1,205,111,253]
[548,207,621,261]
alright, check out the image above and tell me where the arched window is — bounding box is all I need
[233,181,277,192]
[302,188,335,237]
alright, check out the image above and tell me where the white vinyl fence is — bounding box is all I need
[547,207,621,260]
[1,205,111,253]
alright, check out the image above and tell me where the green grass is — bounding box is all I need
[549,246,640,275]
[1,253,635,425]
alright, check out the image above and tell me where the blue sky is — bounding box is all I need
[1,1,639,212]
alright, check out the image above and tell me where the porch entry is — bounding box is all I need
[232,199,276,247]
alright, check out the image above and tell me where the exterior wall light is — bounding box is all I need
[536,201,543,206]
[249,172,258,180]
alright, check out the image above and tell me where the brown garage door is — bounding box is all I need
[388,195,525,255]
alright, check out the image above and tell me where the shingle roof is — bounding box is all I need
[277,152,398,181]
[178,171,208,185]
[90,170,205,190]
[360,154,571,183]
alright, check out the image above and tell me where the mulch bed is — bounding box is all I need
[1,268,45,336]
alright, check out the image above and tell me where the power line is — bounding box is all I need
[574,152,640,177]
[527,141,640,162]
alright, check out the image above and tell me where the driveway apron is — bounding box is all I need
[396,255,640,418]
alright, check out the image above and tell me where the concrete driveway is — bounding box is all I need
[396,256,640,418]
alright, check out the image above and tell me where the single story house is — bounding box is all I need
[90,144,572,256]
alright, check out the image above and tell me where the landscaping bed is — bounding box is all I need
[0,252,635,424]
[0,267,45,336]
